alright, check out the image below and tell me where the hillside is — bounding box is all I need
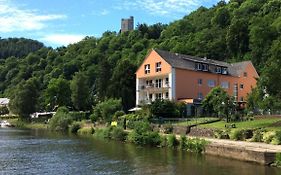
[1,0,280,114]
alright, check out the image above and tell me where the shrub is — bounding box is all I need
[49,108,72,132]
[160,135,167,147]
[263,131,276,144]
[93,99,122,122]
[94,127,112,139]
[230,129,253,141]
[70,112,87,121]
[167,134,178,148]
[179,135,187,150]
[111,127,127,141]
[251,129,266,142]
[271,130,281,145]
[70,122,81,134]
[214,129,230,139]
[150,99,179,118]
[113,111,125,121]
[78,127,95,135]
[186,138,208,153]
[127,121,160,146]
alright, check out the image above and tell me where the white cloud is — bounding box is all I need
[0,0,66,32]
[116,0,205,17]
[100,9,109,16]
[41,34,86,46]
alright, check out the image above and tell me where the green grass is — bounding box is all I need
[200,118,281,130]
[168,117,220,126]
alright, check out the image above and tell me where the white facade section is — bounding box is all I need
[136,78,140,106]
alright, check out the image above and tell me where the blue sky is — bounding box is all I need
[0,0,224,48]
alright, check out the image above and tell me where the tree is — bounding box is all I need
[92,98,122,122]
[202,87,235,122]
[45,77,71,110]
[150,99,179,118]
[70,72,91,111]
[9,78,39,120]
[109,59,137,111]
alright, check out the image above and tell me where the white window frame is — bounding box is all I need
[202,64,209,71]
[222,67,228,75]
[144,64,150,74]
[195,63,202,70]
[156,62,162,72]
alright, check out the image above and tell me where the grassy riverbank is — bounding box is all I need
[7,119,48,129]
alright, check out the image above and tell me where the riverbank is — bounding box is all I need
[6,118,281,167]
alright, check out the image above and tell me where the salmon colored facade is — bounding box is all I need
[136,49,259,107]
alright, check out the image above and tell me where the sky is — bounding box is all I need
[0,0,225,48]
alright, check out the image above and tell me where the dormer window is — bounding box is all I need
[222,67,228,75]
[144,64,150,74]
[156,62,161,72]
[195,63,202,70]
[202,64,209,71]
[215,67,222,74]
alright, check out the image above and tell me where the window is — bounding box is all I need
[215,67,222,73]
[221,81,229,89]
[156,93,162,99]
[240,96,244,102]
[198,92,203,100]
[240,84,244,89]
[165,92,169,99]
[149,94,153,100]
[155,79,162,88]
[198,79,203,86]
[146,80,153,87]
[156,62,162,72]
[195,63,202,70]
[144,64,150,74]
[165,77,169,86]
[244,72,247,77]
[208,80,216,87]
[222,68,228,75]
[202,64,209,71]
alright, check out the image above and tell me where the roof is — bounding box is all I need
[154,49,251,77]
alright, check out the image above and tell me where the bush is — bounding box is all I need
[263,131,276,144]
[160,135,167,147]
[70,112,87,121]
[0,106,9,115]
[94,127,112,139]
[214,129,230,139]
[92,99,122,122]
[113,111,125,121]
[179,135,187,150]
[186,138,208,153]
[70,122,81,134]
[167,134,178,148]
[78,127,95,135]
[251,129,266,142]
[271,130,281,145]
[150,99,180,118]
[127,121,160,146]
[230,129,253,141]
[49,108,73,132]
[111,127,127,141]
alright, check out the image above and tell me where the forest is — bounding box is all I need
[0,0,280,118]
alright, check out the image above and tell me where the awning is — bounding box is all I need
[128,107,142,112]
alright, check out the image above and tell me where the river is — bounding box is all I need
[0,128,280,175]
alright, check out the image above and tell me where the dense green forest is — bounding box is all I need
[0,0,280,117]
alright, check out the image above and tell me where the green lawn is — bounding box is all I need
[199,118,281,130]
[168,117,220,126]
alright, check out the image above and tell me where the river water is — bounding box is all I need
[0,128,280,175]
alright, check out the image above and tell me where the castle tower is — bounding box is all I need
[121,16,134,33]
